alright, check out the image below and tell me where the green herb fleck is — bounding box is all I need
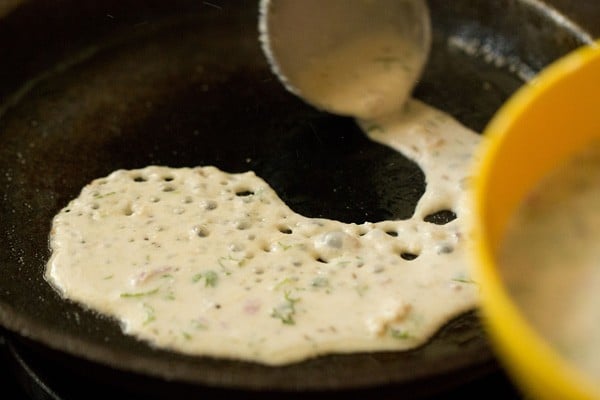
[182,331,192,340]
[102,274,114,280]
[311,277,329,288]
[165,290,175,300]
[274,277,298,291]
[271,291,300,325]
[193,271,218,287]
[451,277,478,285]
[218,254,244,272]
[204,270,218,287]
[364,124,384,134]
[390,328,412,340]
[120,288,159,298]
[191,319,208,330]
[93,191,117,199]
[142,303,155,325]
[278,241,292,251]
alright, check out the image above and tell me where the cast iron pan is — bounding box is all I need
[0,0,591,398]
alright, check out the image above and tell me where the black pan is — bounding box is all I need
[0,0,592,398]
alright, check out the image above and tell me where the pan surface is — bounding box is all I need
[0,0,591,396]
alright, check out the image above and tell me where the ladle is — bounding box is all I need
[259,0,432,119]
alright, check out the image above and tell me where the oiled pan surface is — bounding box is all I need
[0,0,589,395]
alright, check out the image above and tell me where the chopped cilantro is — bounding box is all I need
[193,271,218,287]
[120,288,159,298]
[204,270,218,287]
[142,303,155,325]
[311,277,329,288]
[390,328,412,340]
[271,291,300,325]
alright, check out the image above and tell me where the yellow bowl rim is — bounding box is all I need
[471,39,600,399]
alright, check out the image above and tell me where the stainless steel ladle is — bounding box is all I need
[259,0,432,119]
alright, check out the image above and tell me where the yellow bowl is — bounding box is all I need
[471,40,600,399]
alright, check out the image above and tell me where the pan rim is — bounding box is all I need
[0,0,594,393]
